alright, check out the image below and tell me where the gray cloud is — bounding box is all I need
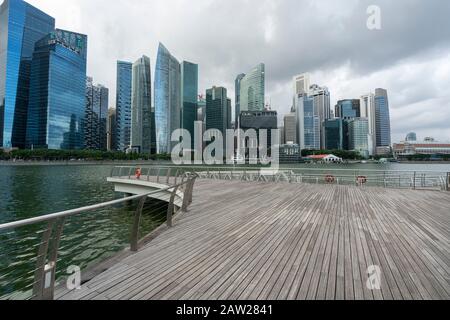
[26,0,450,142]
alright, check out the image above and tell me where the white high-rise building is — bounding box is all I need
[360,93,376,156]
[310,84,331,149]
[293,73,311,97]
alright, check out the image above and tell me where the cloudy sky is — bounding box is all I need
[27,0,450,143]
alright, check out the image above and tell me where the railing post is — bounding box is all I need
[130,195,147,252]
[166,168,171,184]
[167,185,179,228]
[32,217,65,300]
[446,172,450,191]
[413,171,416,190]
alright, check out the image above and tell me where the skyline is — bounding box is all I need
[20,0,450,143]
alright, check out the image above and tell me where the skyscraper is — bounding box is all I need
[155,43,181,154]
[181,61,198,150]
[115,61,132,151]
[293,73,311,102]
[349,118,370,158]
[360,93,376,156]
[283,113,297,144]
[238,64,265,112]
[0,0,55,149]
[85,77,109,150]
[296,94,320,150]
[335,99,361,119]
[26,29,87,150]
[235,73,245,127]
[107,108,116,151]
[324,118,344,150]
[375,88,391,149]
[206,86,230,155]
[131,55,154,154]
[310,84,331,149]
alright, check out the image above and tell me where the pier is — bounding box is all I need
[56,170,450,300]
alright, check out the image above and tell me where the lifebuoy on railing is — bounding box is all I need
[135,168,142,180]
[357,176,367,185]
[325,175,336,184]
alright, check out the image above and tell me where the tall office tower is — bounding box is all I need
[155,43,181,154]
[227,98,232,130]
[238,64,265,112]
[335,99,361,119]
[292,73,311,108]
[115,61,132,151]
[374,88,391,149]
[131,55,154,154]
[206,86,230,155]
[240,111,278,158]
[181,61,198,150]
[197,95,206,150]
[85,77,109,150]
[234,73,245,127]
[26,29,87,150]
[349,118,370,158]
[324,118,344,150]
[295,94,320,150]
[360,93,376,156]
[107,108,116,151]
[0,0,55,149]
[279,126,285,145]
[310,84,331,149]
[283,113,297,144]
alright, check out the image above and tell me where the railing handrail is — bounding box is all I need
[0,175,192,232]
[110,165,450,174]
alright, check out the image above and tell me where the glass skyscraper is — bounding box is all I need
[0,0,55,149]
[324,118,344,150]
[375,88,391,147]
[181,61,198,150]
[154,43,181,154]
[85,77,109,150]
[296,94,320,150]
[131,55,155,154]
[234,73,245,127]
[349,118,370,158]
[206,86,230,155]
[335,99,361,119]
[115,61,132,151]
[26,29,87,150]
[238,64,265,112]
[310,84,331,149]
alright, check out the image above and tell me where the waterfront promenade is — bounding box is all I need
[57,179,450,300]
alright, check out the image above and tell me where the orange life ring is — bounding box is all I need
[325,175,336,184]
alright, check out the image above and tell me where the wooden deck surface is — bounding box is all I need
[57,180,450,300]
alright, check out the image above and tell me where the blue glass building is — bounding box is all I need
[154,43,181,154]
[335,99,361,119]
[26,29,87,150]
[375,88,391,147]
[115,61,132,151]
[0,0,55,149]
[181,61,198,150]
[85,77,109,150]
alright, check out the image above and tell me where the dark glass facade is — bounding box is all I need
[0,0,55,148]
[85,77,108,150]
[115,61,132,151]
[206,86,230,154]
[155,43,181,154]
[324,118,344,150]
[335,99,361,119]
[375,88,391,147]
[26,29,87,150]
[240,110,278,157]
[181,61,198,150]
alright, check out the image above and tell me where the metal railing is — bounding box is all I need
[110,166,450,192]
[0,170,197,300]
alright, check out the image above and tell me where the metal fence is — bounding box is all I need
[111,166,450,192]
[0,170,197,300]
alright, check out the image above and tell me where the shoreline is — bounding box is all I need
[0,160,172,167]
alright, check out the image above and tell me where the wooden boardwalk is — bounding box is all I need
[57,180,450,300]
